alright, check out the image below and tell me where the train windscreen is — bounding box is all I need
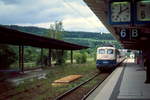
[99,49,105,54]
[107,49,113,54]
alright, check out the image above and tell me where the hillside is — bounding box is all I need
[1,25,121,48]
[2,25,49,36]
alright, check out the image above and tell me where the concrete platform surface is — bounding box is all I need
[6,69,48,86]
[117,60,150,100]
[86,58,150,100]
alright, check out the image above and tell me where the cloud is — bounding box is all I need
[63,16,108,32]
[0,0,20,5]
[0,0,63,24]
[17,16,109,33]
[0,0,109,32]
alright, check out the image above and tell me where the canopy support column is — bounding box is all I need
[71,50,73,64]
[48,49,52,67]
[19,45,24,72]
[41,48,43,67]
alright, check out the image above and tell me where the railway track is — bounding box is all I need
[0,59,126,100]
[54,72,110,100]
[54,59,126,100]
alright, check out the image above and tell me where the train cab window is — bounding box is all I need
[107,49,113,54]
[99,49,105,54]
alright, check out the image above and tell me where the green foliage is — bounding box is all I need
[63,31,115,40]
[24,47,39,62]
[55,50,67,65]
[82,53,87,63]
[36,49,49,66]
[74,51,87,64]
[0,44,17,69]
[36,54,47,66]
[74,53,81,63]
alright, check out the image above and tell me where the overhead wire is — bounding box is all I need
[62,0,103,32]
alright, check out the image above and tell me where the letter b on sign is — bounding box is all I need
[131,29,138,38]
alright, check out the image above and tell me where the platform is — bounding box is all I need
[86,58,150,100]
[5,69,47,86]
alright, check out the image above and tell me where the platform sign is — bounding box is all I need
[119,28,139,40]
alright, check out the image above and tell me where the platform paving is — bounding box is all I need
[117,60,150,100]
[6,68,47,86]
[86,58,150,100]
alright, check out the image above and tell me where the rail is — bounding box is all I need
[55,58,126,100]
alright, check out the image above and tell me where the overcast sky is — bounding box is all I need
[0,0,109,32]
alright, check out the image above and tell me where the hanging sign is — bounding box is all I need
[119,28,139,40]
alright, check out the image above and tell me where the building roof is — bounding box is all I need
[84,0,150,50]
[0,26,88,50]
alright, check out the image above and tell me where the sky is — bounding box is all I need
[0,0,109,32]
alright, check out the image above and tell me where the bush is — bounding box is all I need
[74,52,87,64]
[55,50,67,65]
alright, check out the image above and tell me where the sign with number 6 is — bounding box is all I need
[120,29,129,39]
[120,28,139,40]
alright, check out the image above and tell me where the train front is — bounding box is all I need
[96,47,117,70]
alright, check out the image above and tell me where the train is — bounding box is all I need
[96,45,123,71]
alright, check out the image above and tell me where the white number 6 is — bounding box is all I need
[120,29,127,38]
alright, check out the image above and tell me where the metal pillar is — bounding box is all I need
[19,45,21,70]
[21,45,24,72]
[60,50,64,64]
[71,50,73,64]
[41,48,43,67]
[19,45,24,72]
[48,49,52,67]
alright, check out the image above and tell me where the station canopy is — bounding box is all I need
[84,0,150,50]
[0,26,88,50]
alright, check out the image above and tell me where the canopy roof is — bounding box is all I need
[0,26,88,50]
[84,0,150,50]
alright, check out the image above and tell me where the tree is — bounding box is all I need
[47,21,63,39]
[0,44,17,69]
[46,21,67,65]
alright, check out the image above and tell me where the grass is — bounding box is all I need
[7,62,98,100]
